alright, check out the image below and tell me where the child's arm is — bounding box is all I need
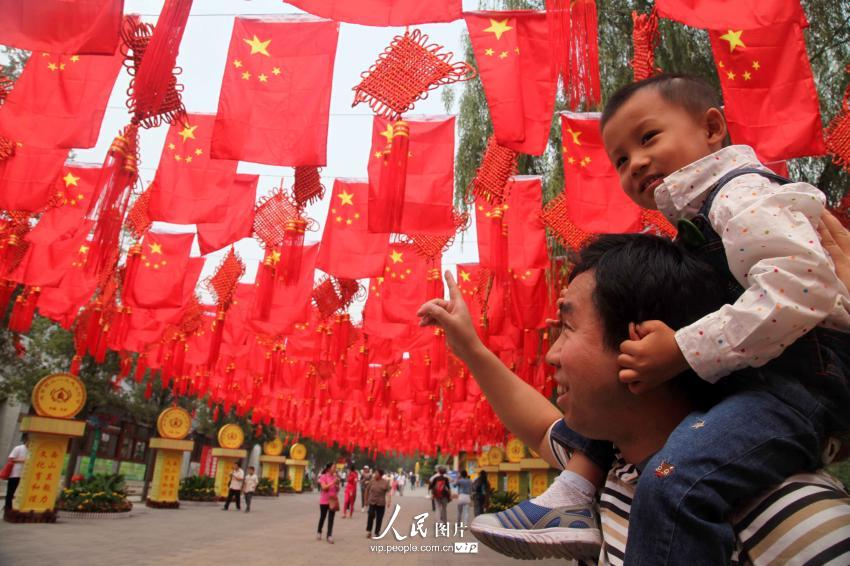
[623,176,850,387]
[417,272,562,467]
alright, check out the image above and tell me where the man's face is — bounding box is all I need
[602,88,718,210]
[545,271,633,440]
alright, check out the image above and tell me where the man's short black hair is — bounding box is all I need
[571,233,727,351]
[600,73,723,130]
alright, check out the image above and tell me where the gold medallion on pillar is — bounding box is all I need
[156,407,192,440]
[217,423,245,449]
[487,446,505,466]
[507,438,526,463]
[289,442,306,460]
[32,373,86,419]
[263,437,284,456]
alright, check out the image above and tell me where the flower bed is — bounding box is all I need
[57,473,133,514]
[178,475,217,502]
[255,477,276,496]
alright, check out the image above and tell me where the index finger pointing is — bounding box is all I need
[444,271,461,299]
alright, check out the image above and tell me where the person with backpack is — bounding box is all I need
[429,467,452,522]
[471,470,492,517]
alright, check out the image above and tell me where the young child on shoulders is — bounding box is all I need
[431,74,850,564]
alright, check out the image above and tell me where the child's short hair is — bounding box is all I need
[600,73,723,129]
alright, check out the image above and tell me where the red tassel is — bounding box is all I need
[9,287,39,334]
[253,257,276,320]
[489,205,508,273]
[432,328,447,375]
[523,329,538,364]
[70,354,83,376]
[86,124,139,277]
[427,261,443,300]
[213,405,220,421]
[546,0,601,110]
[370,120,409,233]
[0,280,16,320]
[207,308,225,369]
[121,243,142,304]
[281,220,306,285]
[134,354,147,382]
[144,377,153,399]
[825,65,850,175]
[631,8,660,82]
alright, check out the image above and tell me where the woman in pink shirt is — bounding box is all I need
[342,463,358,518]
[317,463,340,543]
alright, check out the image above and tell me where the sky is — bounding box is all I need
[61,0,490,317]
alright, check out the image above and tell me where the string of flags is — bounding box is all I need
[0,0,846,455]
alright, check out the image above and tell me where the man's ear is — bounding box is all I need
[704,107,727,147]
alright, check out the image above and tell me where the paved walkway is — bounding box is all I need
[0,486,570,566]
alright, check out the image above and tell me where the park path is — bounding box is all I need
[0,485,570,566]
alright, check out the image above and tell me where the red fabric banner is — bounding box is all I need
[379,243,429,325]
[464,11,557,155]
[0,0,123,55]
[286,0,461,26]
[196,174,258,255]
[211,16,339,166]
[709,23,825,162]
[0,145,68,212]
[0,49,124,149]
[656,0,807,30]
[476,175,548,271]
[560,112,642,234]
[37,242,100,328]
[149,113,239,224]
[316,179,390,280]
[125,231,196,309]
[249,243,319,338]
[366,116,456,234]
[509,268,549,329]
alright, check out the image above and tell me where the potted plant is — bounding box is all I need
[58,474,133,518]
[178,475,217,502]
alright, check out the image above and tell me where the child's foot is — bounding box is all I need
[470,501,601,561]
[316,533,322,541]
[327,536,334,544]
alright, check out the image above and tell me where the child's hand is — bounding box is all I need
[417,271,483,362]
[618,320,690,394]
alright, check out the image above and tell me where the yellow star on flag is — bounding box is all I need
[337,190,354,206]
[258,73,268,83]
[79,244,89,254]
[244,35,271,56]
[483,18,513,40]
[380,123,394,143]
[272,67,281,75]
[743,71,752,81]
[484,48,495,56]
[168,142,176,150]
[459,270,471,282]
[194,148,203,156]
[499,51,508,59]
[726,70,736,80]
[719,30,745,52]
[149,242,163,255]
[565,128,582,146]
[47,62,58,71]
[62,172,80,187]
[69,55,80,63]
[752,60,760,70]
[178,124,197,142]
[270,250,281,264]
[233,59,243,68]
[242,71,251,80]
[390,250,403,264]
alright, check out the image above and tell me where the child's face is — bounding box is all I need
[602,88,724,210]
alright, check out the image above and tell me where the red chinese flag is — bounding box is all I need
[0,146,68,212]
[125,231,195,309]
[560,112,642,233]
[367,116,456,234]
[709,24,825,162]
[148,258,204,325]
[37,242,99,328]
[509,268,549,329]
[11,220,94,287]
[285,0,461,26]
[221,284,256,357]
[196,174,258,255]
[149,114,239,224]
[211,16,339,166]
[464,11,557,155]
[26,164,102,245]
[476,175,548,271]
[0,0,123,55]
[0,50,124,149]
[316,179,391,280]
[249,243,319,337]
[379,243,429,324]
[656,0,807,29]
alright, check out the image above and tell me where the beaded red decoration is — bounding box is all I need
[469,136,518,205]
[825,65,850,175]
[206,247,245,310]
[352,29,475,119]
[631,8,660,82]
[0,66,14,161]
[293,166,325,209]
[312,275,363,319]
[125,188,152,240]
